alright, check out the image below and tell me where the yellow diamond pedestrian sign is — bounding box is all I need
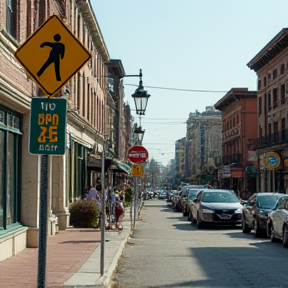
[131,164,143,177]
[15,15,91,97]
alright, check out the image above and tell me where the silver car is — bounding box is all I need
[191,189,243,228]
[266,195,288,247]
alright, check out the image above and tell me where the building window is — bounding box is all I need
[281,118,286,142]
[258,80,261,89]
[273,88,278,108]
[268,73,271,80]
[281,84,285,104]
[268,93,271,111]
[268,123,272,135]
[273,69,277,80]
[264,77,267,87]
[0,106,22,230]
[6,0,17,39]
[281,63,285,75]
[273,121,278,133]
[258,97,262,115]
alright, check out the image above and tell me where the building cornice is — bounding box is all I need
[77,0,109,61]
[214,88,257,111]
[247,28,288,72]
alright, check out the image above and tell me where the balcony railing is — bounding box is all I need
[222,153,243,165]
[255,129,288,149]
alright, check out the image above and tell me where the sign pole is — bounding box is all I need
[100,147,105,276]
[133,177,137,228]
[37,154,49,288]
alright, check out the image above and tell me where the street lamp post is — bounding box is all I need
[130,69,150,229]
[131,69,150,116]
[134,126,145,145]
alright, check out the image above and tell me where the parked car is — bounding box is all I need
[242,192,284,237]
[183,186,204,217]
[190,189,243,228]
[171,191,182,211]
[166,190,177,206]
[266,195,288,246]
[158,190,166,199]
[178,186,190,213]
[178,185,205,215]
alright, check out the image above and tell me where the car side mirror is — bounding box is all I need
[241,200,248,206]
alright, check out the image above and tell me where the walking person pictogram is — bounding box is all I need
[37,33,65,81]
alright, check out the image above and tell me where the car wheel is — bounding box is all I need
[242,216,251,233]
[269,222,277,242]
[254,220,262,238]
[283,225,288,248]
[197,213,203,229]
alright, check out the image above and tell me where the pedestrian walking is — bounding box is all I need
[115,195,124,230]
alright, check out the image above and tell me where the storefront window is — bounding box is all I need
[0,106,22,230]
[0,131,4,228]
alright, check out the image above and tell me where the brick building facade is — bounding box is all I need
[0,0,131,261]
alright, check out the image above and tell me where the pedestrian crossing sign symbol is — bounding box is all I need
[15,14,91,97]
[131,164,143,177]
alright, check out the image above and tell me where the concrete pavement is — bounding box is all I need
[0,208,134,288]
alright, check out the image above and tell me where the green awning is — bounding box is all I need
[110,159,131,175]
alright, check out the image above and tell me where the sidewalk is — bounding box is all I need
[0,209,133,288]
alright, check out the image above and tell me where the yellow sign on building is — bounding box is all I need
[131,164,143,177]
[15,15,91,97]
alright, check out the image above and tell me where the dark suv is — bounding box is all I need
[242,192,284,237]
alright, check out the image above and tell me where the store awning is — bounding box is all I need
[110,159,131,175]
[87,154,102,171]
[88,156,131,174]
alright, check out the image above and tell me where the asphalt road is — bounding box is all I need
[111,199,288,288]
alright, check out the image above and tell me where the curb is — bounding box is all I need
[62,212,133,288]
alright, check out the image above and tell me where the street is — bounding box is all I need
[111,199,288,288]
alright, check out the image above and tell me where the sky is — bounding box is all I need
[91,0,288,166]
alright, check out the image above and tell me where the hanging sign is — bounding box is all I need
[264,152,281,170]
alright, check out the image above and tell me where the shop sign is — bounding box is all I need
[264,152,281,170]
[245,166,257,176]
[231,167,243,178]
[222,165,231,178]
[29,97,67,155]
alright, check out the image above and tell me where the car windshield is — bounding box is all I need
[188,189,199,200]
[256,194,283,209]
[201,191,239,203]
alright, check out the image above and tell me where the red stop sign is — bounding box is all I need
[128,145,149,164]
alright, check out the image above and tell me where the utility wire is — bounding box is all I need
[125,84,227,93]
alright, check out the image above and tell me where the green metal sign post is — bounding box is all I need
[29,97,67,288]
[29,97,67,155]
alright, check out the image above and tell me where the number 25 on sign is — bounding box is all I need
[29,98,67,155]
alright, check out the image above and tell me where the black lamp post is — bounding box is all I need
[131,69,150,115]
[134,126,145,145]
